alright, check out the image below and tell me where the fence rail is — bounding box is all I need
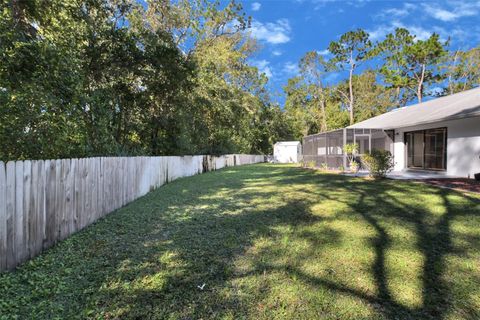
[0,154,264,272]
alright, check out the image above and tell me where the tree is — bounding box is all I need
[1,0,286,161]
[143,0,250,57]
[283,77,318,139]
[0,0,87,160]
[444,46,480,95]
[376,28,415,107]
[250,103,294,154]
[350,70,396,122]
[188,32,267,154]
[299,51,332,132]
[378,28,448,105]
[283,75,351,139]
[328,29,373,125]
[406,33,447,102]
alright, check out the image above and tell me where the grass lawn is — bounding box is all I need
[1,164,479,319]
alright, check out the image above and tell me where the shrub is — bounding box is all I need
[307,160,316,168]
[343,143,358,164]
[349,160,359,173]
[362,149,394,178]
[320,163,328,171]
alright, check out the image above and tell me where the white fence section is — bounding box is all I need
[0,154,264,272]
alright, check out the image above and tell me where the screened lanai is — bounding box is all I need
[302,128,395,169]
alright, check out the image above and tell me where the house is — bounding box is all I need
[303,87,480,178]
[273,141,302,163]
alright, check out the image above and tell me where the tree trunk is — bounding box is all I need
[319,85,327,132]
[395,87,401,108]
[349,66,354,125]
[449,50,459,95]
[417,63,426,103]
[11,0,36,38]
[320,98,327,132]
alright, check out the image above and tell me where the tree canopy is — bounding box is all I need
[284,27,477,137]
[0,0,290,161]
[0,2,478,161]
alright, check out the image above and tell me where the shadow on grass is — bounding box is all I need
[329,176,479,319]
[0,164,479,319]
[246,166,480,319]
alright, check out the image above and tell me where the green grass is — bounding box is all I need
[1,164,479,320]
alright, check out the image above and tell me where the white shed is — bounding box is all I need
[273,141,302,163]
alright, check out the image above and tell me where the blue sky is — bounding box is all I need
[240,0,480,105]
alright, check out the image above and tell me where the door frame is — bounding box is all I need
[404,127,447,171]
[353,134,371,155]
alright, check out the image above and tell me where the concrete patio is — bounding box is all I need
[343,169,461,180]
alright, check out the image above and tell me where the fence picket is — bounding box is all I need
[6,162,16,269]
[37,161,46,254]
[0,154,263,271]
[23,161,31,259]
[0,162,6,270]
[45,160,56,248]
[15,161,25,264]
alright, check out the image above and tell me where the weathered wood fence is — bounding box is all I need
[0,154,264,272]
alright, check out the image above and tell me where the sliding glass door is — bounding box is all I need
[405,128,447,170]
[424,128,447,170]
[406,131,424,168]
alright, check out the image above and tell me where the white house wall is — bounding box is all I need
[392,117,480,177]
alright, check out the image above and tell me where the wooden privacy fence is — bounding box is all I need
[0,154,264,272]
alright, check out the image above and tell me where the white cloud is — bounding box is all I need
[307,0,371,10]
[424,6,458,22]
[262,67,273,79]
[311,0,337,10]
[428,86,444,96]
[251,59,273,78]
[423,2,480,22]
[317,49,330,56]
[249,19,291,44]
[367,24,393,41]
[283,61,299,76]
[376,1,479,23]
[400,24,434,41]
[368,21,436,41]
[377,3,415,19]
[347,0,372,8]
[371,1,478,45]
[251,2,261,11]
[272,50,283,56]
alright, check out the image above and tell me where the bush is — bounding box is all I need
[343,143,358,164]
[362,149,394,178]
[349,160,359,173]
[307,161,316,168]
